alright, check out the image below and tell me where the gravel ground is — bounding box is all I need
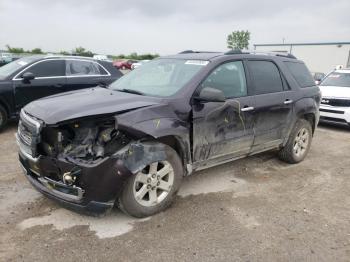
[0,122,349,262]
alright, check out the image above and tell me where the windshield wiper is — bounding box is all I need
[117,88,145,95]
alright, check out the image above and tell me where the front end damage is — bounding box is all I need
[16,110,169,215]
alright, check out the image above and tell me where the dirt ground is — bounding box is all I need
[0,122,349,262]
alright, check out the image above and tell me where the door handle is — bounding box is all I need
[284,99,293,105]
[241,106,255,112]
[53,84,64,88]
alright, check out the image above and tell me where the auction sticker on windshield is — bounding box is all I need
[185,60,209,66]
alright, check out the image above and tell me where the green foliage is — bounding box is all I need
[59,50,70,55]
[138,53,159,60]
[73,46,94,57]
[227,30,250,50]
[31,48,43,54]
[4,44,159,60]
[129,52,138,60]
[6,44,25,54]
[113,53,159,60]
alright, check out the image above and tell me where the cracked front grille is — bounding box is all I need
[17,110,42,158]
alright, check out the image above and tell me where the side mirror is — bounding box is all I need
[196,87,225,102]
[22,72,35,82]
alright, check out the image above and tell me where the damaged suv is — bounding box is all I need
[17,50,321,217]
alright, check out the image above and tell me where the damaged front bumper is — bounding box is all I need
[16,109,172,215]
[18,142,133,215]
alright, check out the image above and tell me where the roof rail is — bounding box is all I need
[224,50,297,59]
[179,50,195,54]
[178,50,220,54]
[224,49,248,55]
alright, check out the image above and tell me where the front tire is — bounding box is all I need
[118,143,183,218]
[278,119,313,164]
[0,105,8,131]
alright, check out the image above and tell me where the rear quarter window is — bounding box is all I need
[284,61,315,88]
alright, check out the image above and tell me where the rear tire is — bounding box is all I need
[0,105,8,131]
[118,143,183,218]
[278,119,313,164]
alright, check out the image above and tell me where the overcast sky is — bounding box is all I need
[0,0,349,55]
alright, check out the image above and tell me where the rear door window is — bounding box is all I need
[284,61,315,87]
[247,60,284,94]
[66,60,101,76]
[23,60,65,78]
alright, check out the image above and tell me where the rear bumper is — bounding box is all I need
[319,105,350,126]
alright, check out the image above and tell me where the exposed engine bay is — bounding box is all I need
[39,118,131,163]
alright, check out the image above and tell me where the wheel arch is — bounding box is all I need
[0,97,10,116]
[294,97,318,135]
[302,113,316,134]
[155,135,191,175]
[118,115,192,175]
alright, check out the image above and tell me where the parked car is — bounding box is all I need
[113,60,138,70]
[0,55,123,129]
[319,68,350,126]
[1,52,13,62]
[17,50,320,218]
[0,53,13,67]
[131,60,150,70]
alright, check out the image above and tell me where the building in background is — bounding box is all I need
[254,42,350,74]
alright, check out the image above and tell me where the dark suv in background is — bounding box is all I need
[0,55,122,129]
[17,50,321,218]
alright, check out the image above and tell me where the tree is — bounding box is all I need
[31,48,43,54]
[73,46,93,57]
[138,53,159,60]
[59,50,70,55]
[129,52,138,60]
[227,30,250,50]
[6,44,25,54]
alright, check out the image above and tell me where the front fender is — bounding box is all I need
[115,142,169,174]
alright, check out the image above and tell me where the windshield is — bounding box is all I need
[0,57,38,80]
[109,58,208,97]
[320,72,350,87]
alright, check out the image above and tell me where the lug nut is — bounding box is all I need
[157,182,160,186]
[147,178,151,183]
[151,186,156,190]
[157,176,160,180]
[152,174,156,178]
[147,185,151,189]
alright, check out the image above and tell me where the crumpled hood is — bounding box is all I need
[319,85,350,99]
[24,87,161,125]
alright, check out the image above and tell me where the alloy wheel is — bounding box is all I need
[293,127,309,158]
[133,161,175,207]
